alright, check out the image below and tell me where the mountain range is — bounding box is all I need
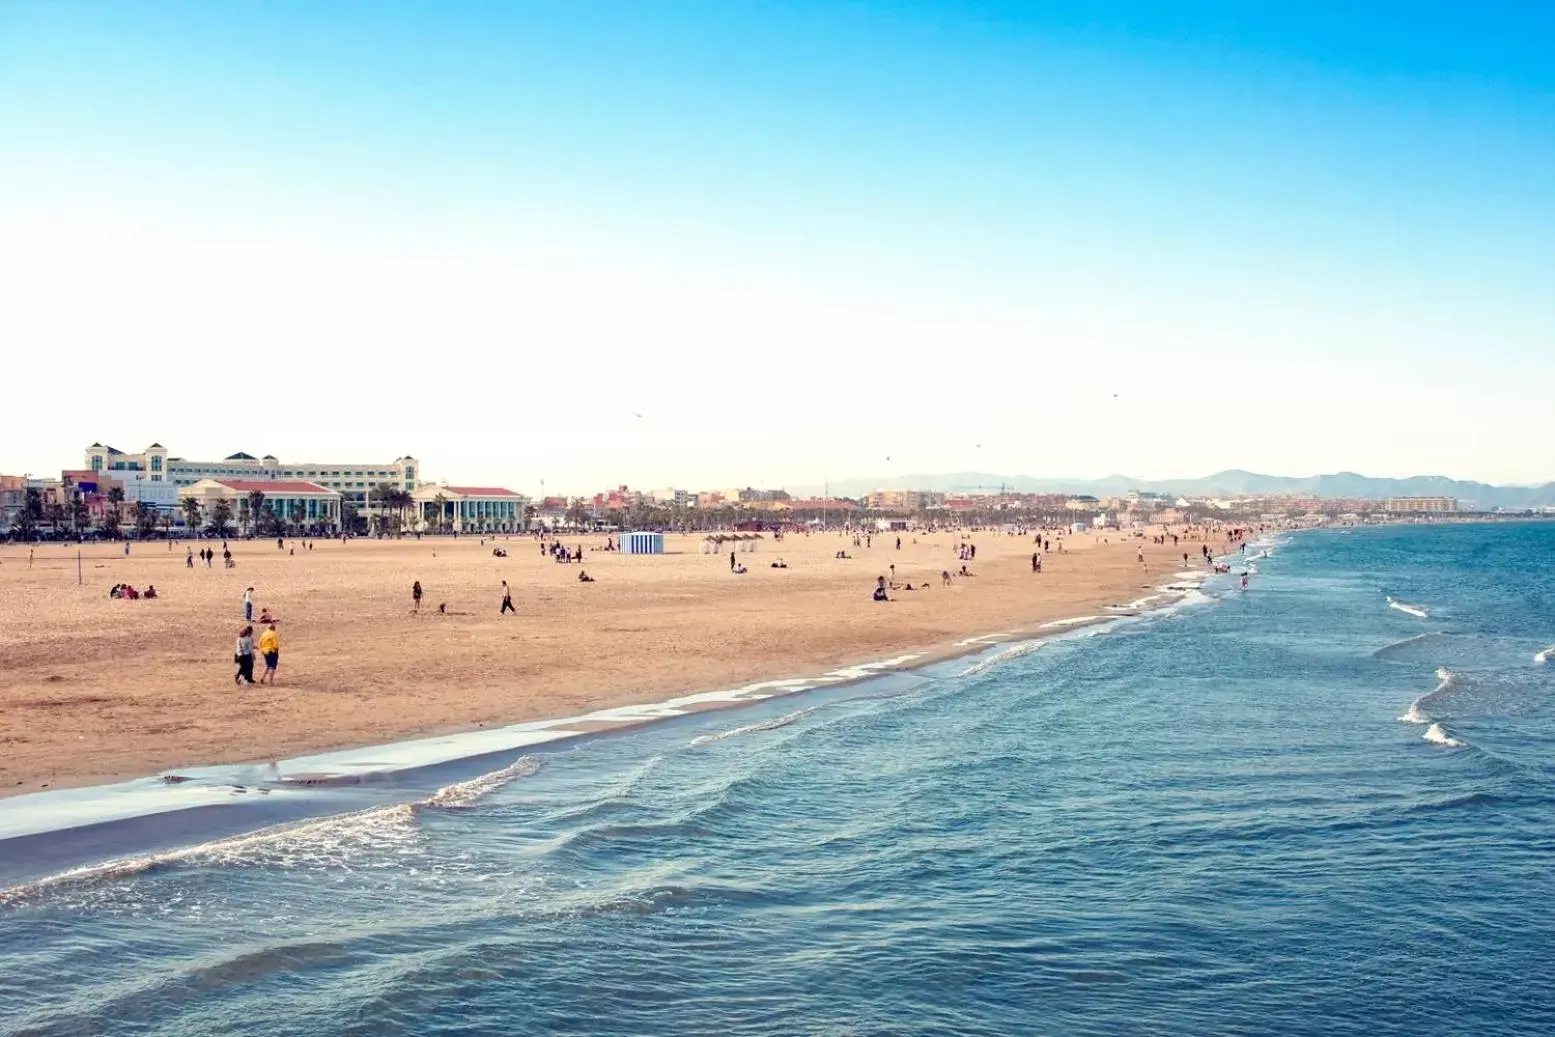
[800,470,1555,511]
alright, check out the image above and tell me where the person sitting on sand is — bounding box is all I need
[872,576,890,602]
[257,607,276,624]
[144,585,157,599]
[109,584,122,599]
[959,565,973,577]
[578,570,595,582]
[733,562,748,574]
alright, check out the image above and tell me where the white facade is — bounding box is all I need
[86,443,420,512]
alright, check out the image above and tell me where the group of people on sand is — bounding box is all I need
[110,583,156,599]
[187,545,233,569]
[234,587,280,686]
[546,542,584,563]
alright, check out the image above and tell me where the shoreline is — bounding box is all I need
[0,556,1235,883]
[2,525,1249,798]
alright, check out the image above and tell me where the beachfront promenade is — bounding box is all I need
[0,527,1227,794]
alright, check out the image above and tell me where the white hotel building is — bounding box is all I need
[85,443,419,511]
[84,443,528,532]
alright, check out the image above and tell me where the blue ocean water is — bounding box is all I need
[3,523,1553,1036]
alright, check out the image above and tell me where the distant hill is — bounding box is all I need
[802,470,1555,511]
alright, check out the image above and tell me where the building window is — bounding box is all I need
[91,457,103,471]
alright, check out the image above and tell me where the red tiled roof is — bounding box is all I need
[441,486,522,498]
[212,479,336,495]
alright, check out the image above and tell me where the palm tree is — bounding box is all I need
[289,503,306,535]
[182,496,203,537]
[432,493,448,533]
[210,498,233,536]
[47,501,66,535]
[14,488,41,540]
[245,490,266,536]
[134,501,158,538]
[69,492,90,539]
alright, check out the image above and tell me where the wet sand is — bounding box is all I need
[0,527,1226,795]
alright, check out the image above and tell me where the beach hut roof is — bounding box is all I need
[225,451,258,461]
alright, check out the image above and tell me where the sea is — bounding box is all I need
[2,522,1553,1036]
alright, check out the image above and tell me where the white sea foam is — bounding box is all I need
[1423,723,1465,748]
[1387,597,1430,619]
[0,753,549,905]
[688,708,812,747]
[425,756,542,808]
[958,640,1042,678]
[1536,645,1554,664]
[1400,670,1454,725]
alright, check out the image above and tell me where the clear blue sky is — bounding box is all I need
[2,2,1551,490]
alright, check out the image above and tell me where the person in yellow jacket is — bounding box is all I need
[258,623,281,685]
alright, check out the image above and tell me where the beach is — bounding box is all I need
[0,526,1223,795]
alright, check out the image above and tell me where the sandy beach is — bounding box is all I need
[0,526,1229,795]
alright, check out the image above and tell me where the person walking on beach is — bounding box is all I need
[186,547,194,568]
[234,625,256,686]
[258,623,280,684]
[1137,546,1145,569]
[243,587,254,621]
[730,550,736,571]
[1032,552,1040,573]
[412,580,423,613]
[500,580,515,614]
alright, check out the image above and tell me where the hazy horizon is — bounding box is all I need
[3,3,1551,491]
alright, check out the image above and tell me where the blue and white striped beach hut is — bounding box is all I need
[621,531,664,555]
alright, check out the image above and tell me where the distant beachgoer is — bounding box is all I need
[730,550,736,571]
[243,587,254,621]
[501,580,515,614]
[258,623,280,684]
[1137,547,1145,567]
[895,536,901,550]
[1032,552,1039,572]
[412,580,423,612]
[186,548,194,568]
[145,585,157,599]
[578,570,595,582]
[873,576,889,602]
[235,626,256,686]
[942,570,952,586]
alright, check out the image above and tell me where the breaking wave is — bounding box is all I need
[689,708,812,747]
[958,640,1043,677]
[1423,723,1465,748]
[0,755,543,907]
[1387,597,1430,619]
[1400,669,1455,724]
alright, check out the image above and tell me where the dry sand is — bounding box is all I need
[0,526,1228,795]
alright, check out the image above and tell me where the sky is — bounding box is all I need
[2,1,1552,493]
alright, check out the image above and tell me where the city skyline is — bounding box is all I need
[2,2,1551,488]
